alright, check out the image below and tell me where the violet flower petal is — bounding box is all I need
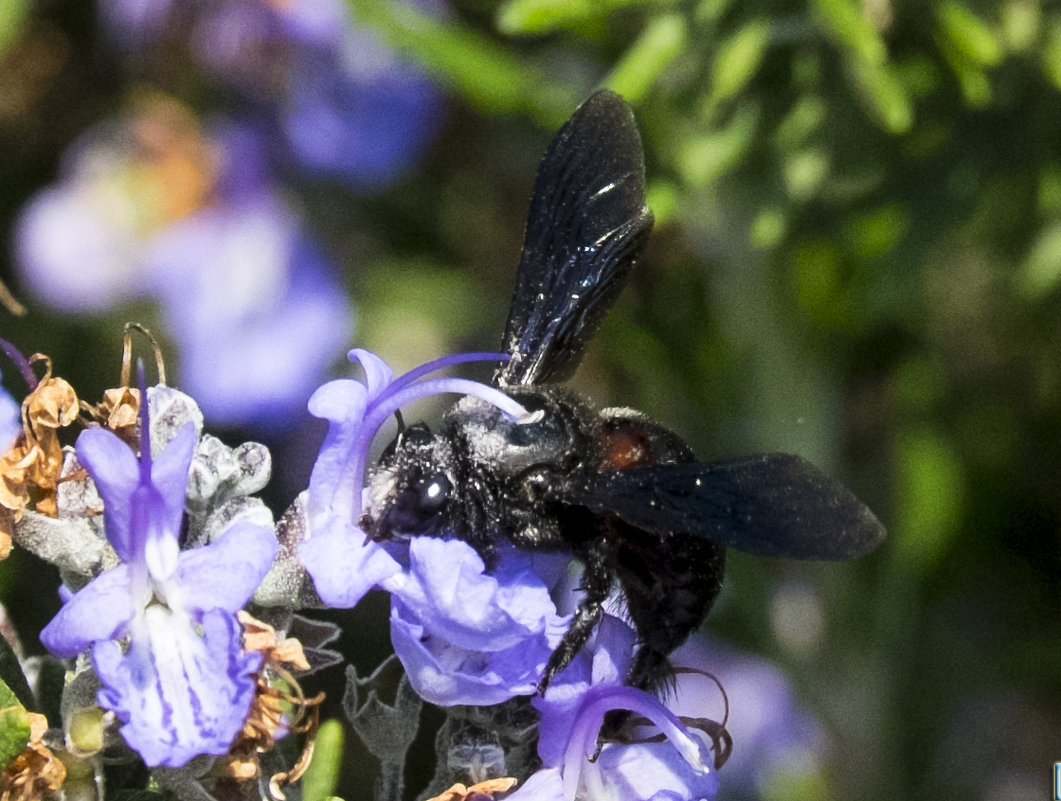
[74,426,142,561]
[556,685,716,801]
[306,378,371,517]
[588,740,720,801]
[0,384,19,451]
[505,768,566,801]
[348,348,393,399]
[394,538,561,651]
[390,600,550,706]
[534,614,636,767]
[93,605,261,768]
[40,564,138,659]
[173,520,278,612]
[298,515,402,609]
[149,423,197,515]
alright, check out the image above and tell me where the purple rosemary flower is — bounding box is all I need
[300,348,532,610]
[513,682,719,801]
[39,385,278,768]
[388,538,569,705]
[532,613,637,765]
[504,608,721,801]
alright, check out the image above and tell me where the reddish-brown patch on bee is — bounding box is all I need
[598,427,654,470]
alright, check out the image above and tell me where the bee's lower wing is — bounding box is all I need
[495,90,653,387]
[555,454,886,560]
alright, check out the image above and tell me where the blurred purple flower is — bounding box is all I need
[13,99,353,426]
[14,115,158,314]
[98,0,174,50]
[40,387,278,767]
[144,195,352,426]
[277,6,443,190]
[669,637,825,797]
[99,0,443,189]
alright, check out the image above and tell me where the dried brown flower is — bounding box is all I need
[80,322,167,448]
[425,777,519,801]
[0,356,79,554]
[82,387,141,448]
[217,613,322,798]
[0,713,66,801]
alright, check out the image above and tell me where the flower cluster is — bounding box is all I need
[39,372,277,766]
[0,334,841,801]
[14,0,441,426]
[295,349,726,800]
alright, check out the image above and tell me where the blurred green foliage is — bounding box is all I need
[1,0,1059,799]
[0,677,31,770]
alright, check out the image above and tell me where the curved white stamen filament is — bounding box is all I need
[343,356,536,520]
[560,684,710,800]
[380,351,510,393]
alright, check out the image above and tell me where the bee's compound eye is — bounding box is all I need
[418,473,451,512]
[383,467,451,536]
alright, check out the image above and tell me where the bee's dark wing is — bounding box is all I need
[495,90,653,387]
[555,454,885,560]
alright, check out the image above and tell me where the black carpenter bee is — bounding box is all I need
[363,90,885,693]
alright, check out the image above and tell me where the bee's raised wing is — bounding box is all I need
[495,90,653,388]
[555,454,885,560]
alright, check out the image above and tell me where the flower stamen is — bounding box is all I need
[337,349,535,521]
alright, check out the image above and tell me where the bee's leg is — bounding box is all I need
[537,538,612,693]
[618,534,726,692]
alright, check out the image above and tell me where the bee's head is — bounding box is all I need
[363,421,456,541]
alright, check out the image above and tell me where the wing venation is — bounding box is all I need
[495,90,653,387]
[555,453,885,560]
